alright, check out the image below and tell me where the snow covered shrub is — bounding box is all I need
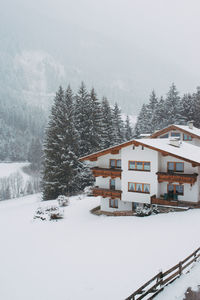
[136,205,152,217]
[34,204,64,221]
[57,195,69,207]
[152,205,159,214]
[83,186,93,196]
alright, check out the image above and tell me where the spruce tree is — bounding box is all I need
[112,103,125,144]
[134,104,152,137]
[42,86,91,200]
[101,97,115,148]
[148,90,158,132]
[193,87,200,127]
[74,82,93,157]
[124,115,133,141]
[88,88,103,152]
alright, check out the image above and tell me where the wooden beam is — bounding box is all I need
[89,157,97,161]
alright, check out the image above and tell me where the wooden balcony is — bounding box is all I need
[92,187,122,199]
[91,167,122,178]
[157,172,198,185]
[151,195,200,208]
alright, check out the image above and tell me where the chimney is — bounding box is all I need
[188,120,194,130]
[169,138,181,147]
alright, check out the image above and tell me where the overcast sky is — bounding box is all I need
[21,0,200,89]
[2,0,200,109]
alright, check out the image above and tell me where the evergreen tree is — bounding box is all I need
[74,82,93,157]
[148,90,158,132]
[42,86,91,200]
[88,88,103,152]
[112,103,125,144]
[134,104,152,137]
[164,83,185,125]
[180,93,195,124]
[154,96,168,129]
[124,115,133,141]
[193,87,200,128]
[101,97,115,148]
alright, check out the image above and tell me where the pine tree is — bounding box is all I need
[124,115,133,141]
[74,82,93,157]
[164,83,184,125]
[112,103,125,144]
[134,104,152,137]
[154,96,168,129]
[180,93,195,124]
[193,87,200,128]
[101,97,115,148]
[88,88,103,152]
[148,90,158,132]
[42,86,91,200]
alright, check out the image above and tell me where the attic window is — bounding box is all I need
[183,134,192,141]
[160,133,169,138]
[171,132,180,137]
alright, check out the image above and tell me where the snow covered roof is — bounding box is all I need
[150,124,200,139]
[137,138,200,165]
[80,138,200,165]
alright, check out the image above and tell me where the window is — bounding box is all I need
[167,162,184,172]
[109,199,118,208]
[171,132,181,137]
[110,159,121,169]
[160,133,169,138]
[129,161,151,171]
[183,134,192,141]
[110,179,115,190]
[128,182,150,194]
[168,184,184,196]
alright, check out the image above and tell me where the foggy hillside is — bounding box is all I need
[1,0,198,113]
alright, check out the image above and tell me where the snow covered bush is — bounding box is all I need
[57,195,69,207]
[83,186,93,196]
[34,204,64,221]
[136,205,152,217]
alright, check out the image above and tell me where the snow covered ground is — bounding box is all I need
[0,194,200,300]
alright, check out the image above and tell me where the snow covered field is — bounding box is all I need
[0,194,200,300]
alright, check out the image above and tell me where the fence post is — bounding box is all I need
[179,261,182,275]
[194,250,198,262]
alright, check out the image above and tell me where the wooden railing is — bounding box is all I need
[157,172,198,185]
[91,167,122,178]
[151,195,200,208]
[125,247,200,300]
[92,187,122,199]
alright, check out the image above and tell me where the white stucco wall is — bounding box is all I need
[121,145,159,204]
[95,176,121,190]
[158,153,198,174]
[100,197,132,212]
[97,152,121,168]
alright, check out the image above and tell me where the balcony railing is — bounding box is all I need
[151,195,200,208]
[92,187,122,199]
[157,172,198,185]
[91,167,122,178]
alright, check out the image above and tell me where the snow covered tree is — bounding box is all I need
[74,82,93,157]
[42,86,91,200]
[112,103,125,144]
[101,97,115,148]
[134,104,152,137]
[148,90,158,132]
[88,88,103,152]
[193,87,200,128]
[164,83,185,125]
[124,115,133,141]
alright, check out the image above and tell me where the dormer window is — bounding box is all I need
[183,134,192,141]
[171,132,181,137]
[160,133,169,138]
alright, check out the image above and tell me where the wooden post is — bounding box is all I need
[179,262,182,275]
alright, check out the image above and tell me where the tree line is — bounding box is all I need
[42,82,133,200]
[134,83,200,136]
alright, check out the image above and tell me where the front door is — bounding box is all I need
[110,179,116,190]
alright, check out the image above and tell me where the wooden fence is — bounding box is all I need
[125,247,200,300]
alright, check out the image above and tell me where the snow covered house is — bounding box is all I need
[80,122,200,212]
